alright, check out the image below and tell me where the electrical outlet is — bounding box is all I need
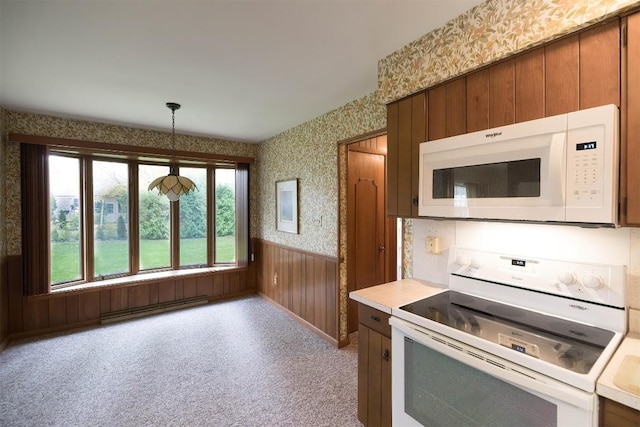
[426,236,441,255]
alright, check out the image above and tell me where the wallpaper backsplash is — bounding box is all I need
[2,109,259,256]
[378,0,640,104]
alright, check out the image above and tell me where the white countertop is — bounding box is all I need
[349,278,446,314]
[598,332,640,411]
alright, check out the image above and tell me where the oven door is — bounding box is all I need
[390,317,597,427]
[418,114,567,222]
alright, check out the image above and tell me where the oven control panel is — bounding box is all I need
[448,247,626,309]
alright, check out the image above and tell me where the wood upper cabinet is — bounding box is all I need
[515,48,545,122]
[386,92,426,217]
[466,68,490,132]
[623,12,640,225]
[489,59,515,127]
[546,34,580,115]
[386,18,621,219]
[580,20,621,109]
[428,78,466,140]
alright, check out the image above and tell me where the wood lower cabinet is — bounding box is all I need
[358,304,392,427]
[600,397,640,427]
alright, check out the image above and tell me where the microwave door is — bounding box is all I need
[419,130,567,222]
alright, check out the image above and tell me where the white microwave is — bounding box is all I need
[418,104,619,226]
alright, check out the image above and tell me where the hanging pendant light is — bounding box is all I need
[148,102,197,202]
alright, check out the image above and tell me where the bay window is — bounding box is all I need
[15,133,252,297]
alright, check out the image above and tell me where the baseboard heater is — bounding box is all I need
[100,295,209,325]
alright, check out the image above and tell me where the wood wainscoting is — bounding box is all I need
[254,239,341,347]
[6,255,257,339]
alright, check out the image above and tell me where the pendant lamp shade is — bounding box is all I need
[148,103,197,201]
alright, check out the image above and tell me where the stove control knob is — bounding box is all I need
[582,274,604,289]
[470,259,481,269]
[558,272,576,285]
[455,256,467,266]
[558,352,576,369]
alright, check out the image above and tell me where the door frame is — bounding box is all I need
[337,129,397,342]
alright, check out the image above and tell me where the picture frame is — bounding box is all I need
[276,179,298,234]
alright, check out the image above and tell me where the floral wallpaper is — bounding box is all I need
[0,110,7,342]
[2,109,259,256]
[256,92,386,257]
[256,93,386,343]
[378,0,640,104]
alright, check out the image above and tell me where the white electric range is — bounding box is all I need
[390,246,627,426]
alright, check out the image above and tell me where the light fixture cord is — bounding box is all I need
[171,108,176,151]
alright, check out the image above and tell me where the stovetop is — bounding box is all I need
[392,247,627,391]
[399,290,614,374]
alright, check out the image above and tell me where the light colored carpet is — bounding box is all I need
[0,295,361,427]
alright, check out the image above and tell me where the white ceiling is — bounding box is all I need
[1,0,484,143]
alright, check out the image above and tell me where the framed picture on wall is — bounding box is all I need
[276,179,298,234]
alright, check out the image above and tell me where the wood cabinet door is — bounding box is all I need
[546,34,580,116]
[386,93,426,218]
[515,48,545,122]
[428,84,447,141]
[580,19,620,109]
[386,102,399,216]
[428,79,466,140]
[466,68,490,132]
[489,59,515,127]
[624,12,640,224]
[600,397,640,427]
[445,78,467,137]
[397,97,413,217]
[411,92,427,217]
[358,323,392,427]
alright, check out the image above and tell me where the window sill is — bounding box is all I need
[45,265,243,297]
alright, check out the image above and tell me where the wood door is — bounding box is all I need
[347,144,390,334]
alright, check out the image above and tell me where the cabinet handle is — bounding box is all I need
[383,349,390,361]
[378,246,385,253]
[370,315,381,322]
[412,196,419,206]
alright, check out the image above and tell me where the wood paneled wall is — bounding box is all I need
[7,255,256,337]
[255,239,340,346]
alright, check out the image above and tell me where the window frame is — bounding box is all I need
[14,133,253,296]
[48,152,242,290]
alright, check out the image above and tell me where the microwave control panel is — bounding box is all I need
[566,126,604,207]
[565,104,618,224]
